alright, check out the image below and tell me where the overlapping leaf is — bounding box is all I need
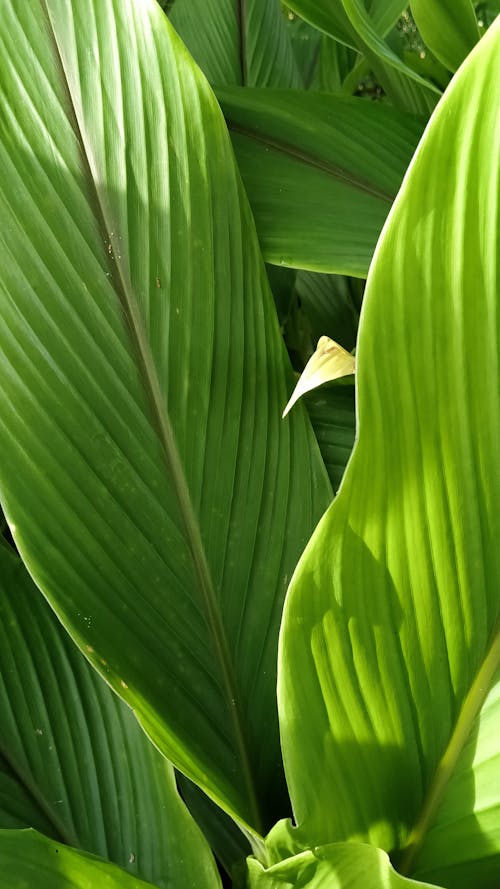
[219,88,425,275]
[278,15,500,888]
[410,0,480,71]
[0,546,221,889]
[0,0,330,833]
[0,830,158,889]
[246,838,442,888]
[284,0,407,50]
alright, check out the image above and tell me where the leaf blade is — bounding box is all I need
[278,16,500,887]
[0,0,330,831]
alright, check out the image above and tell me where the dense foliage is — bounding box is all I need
[1,1,500,888]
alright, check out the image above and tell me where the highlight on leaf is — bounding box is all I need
[283,336,355,417]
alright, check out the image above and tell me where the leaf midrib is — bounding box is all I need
[40,0,263,833]
[225,118,393,202]
[399,625,500,875]
[235,0,247,85]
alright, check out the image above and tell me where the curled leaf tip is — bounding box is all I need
[282,336,355,418]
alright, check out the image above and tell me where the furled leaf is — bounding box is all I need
[0,546,221,889]
[0,830,157,889]
[408,666,500,888]
[278,13,500,887]
[410,0,480,71]
[219,88,425,275]
[170,0,301,87]
[246,838,442,888]
[283,338,355,418]
[0,0,330,834]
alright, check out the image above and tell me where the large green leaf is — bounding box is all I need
[0,0,330,834]
[410,0,480,71]
[0,830,157,889]
[278,13,500,887]
[170,0,301,87]
[0,547,220,889]
[246,838,442,888]
[219,88,425,275]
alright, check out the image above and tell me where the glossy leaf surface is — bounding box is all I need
[247,839,442,888]
[0,546,221,889]
[283,338,355,418]
[0,830,157,889]
[219,88,424,275]
[0,0,330,833]
[279,16,500,887]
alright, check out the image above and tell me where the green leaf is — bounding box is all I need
[219,88,425,275]
[285,0,408,50]
[246,838,442,888]
[0,546,221,889]
[0,0,330,834]
[0,830,158,889]
[294,271,361,351]
[305,385,356,493]
[410,0,480,71]
[170,0,301,87]
[278,12,500,885]
[177,775,251,878]
[408,667,500,887]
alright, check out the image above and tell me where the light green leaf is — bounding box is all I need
[278,13,500,886]
[283,338,355,417]
[0,546,221,889]
[246,839,442,888]
[408,667,500,887]
[0,0,330,834]
[219,88,424,275]
[170,0,301,87]
[0,830,157,889]
[410,0,480,71]
[286,1,439,102]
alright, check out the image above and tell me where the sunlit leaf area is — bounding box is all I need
[1,1,500,887]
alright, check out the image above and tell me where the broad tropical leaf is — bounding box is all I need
[278,14,500,888]
[219,88,425,275]
[0,0,330,834]
[410,0,480,71]
[170,0,301,87]
[246,837,442,888]
[0,547,220,889]
[0,830,158,889]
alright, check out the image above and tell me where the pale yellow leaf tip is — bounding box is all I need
[282,336,355,418]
